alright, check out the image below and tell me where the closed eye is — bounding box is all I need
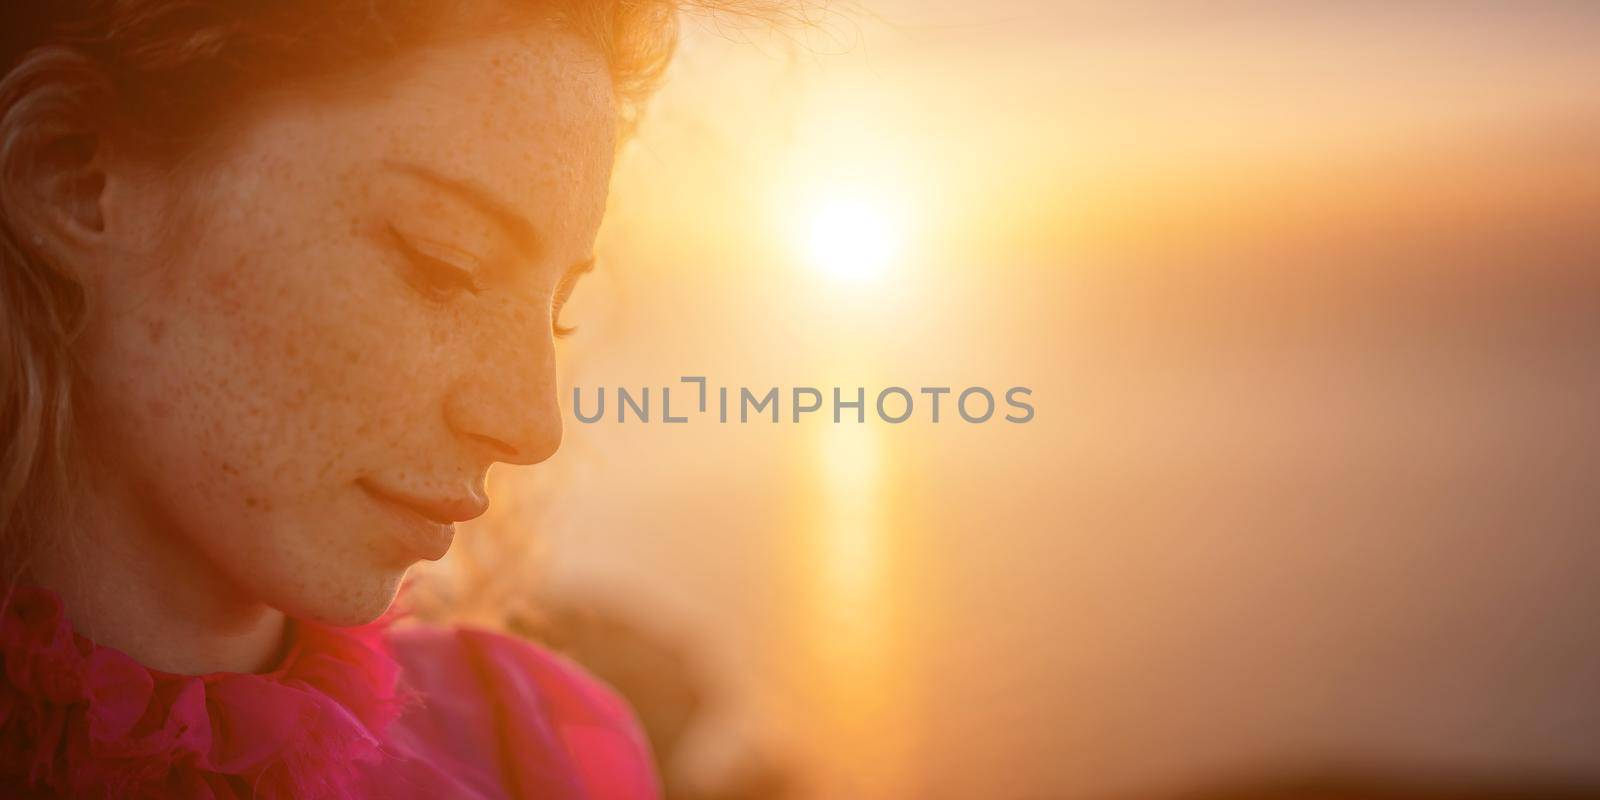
[388,223,481,301]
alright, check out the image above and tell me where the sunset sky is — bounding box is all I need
[440,3,1600,797]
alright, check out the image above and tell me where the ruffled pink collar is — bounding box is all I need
[0,587,403,799]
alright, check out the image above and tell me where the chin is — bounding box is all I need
[270,567,407,628]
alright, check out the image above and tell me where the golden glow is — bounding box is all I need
[807,421,907,798]
[816,423,881,607]
[533,5,1600,798]
[803,192,905,283]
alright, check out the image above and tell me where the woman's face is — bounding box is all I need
[71,25,616,625]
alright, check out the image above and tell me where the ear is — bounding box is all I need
[0,47,116,273]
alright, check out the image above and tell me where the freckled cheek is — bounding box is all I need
[186,251,396,445]
[286,262,478,437]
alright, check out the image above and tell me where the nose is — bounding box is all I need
[442,333,564,466]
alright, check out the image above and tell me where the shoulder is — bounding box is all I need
[384,623,661,800]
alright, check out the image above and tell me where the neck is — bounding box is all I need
[26,464,287,676]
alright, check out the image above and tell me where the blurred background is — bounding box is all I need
[419,2,1600,798]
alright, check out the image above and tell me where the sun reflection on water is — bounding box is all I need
[801,422,912,798]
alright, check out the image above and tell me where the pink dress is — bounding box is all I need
[0,588,661,799]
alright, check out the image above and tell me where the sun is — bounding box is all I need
[804,194,904,283]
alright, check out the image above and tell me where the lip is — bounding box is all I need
[357,481,481,561]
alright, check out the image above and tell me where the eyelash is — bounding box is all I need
[551,269,582,339]
[388,224,480,302]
